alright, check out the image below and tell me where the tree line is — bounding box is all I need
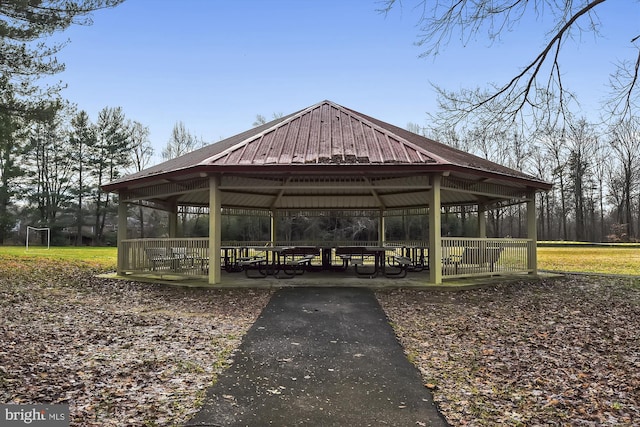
[7,100,636,246]
[0,102,147,244]
[409,112,640,243]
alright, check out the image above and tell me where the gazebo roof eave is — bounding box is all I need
[102,162,551,194]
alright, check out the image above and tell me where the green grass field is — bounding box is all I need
[0,244,638,276]
[537,246,640,275]
[0,246,117,271]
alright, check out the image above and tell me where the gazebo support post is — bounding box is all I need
[527,190,538,275]
[428,175,442,284]
[168,201,178,238]
[270,210,277,245]
[379,209,385,246]
[478,203,487,238]
[116,200,128,276]
[208,176,222,285]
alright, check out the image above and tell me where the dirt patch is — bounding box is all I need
[377,275,640,426]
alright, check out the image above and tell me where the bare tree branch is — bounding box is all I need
[459,0,605,122]
[382,0,640,129]
[604,46,640,123]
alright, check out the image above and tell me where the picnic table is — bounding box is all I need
[334,246,388,277]
[221,244,428,279]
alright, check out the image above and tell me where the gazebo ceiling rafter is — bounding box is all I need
[119,177,210,203]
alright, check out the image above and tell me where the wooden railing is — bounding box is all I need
[441,237,533,278]
[119,238,533,280]
[119,238,209,277]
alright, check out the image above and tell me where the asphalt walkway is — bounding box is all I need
[185,287,449,426]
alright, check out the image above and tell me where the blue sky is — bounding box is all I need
[49,0,635,162]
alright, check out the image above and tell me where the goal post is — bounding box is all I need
[26,226,51,251]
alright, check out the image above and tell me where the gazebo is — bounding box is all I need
[103,100,551,285]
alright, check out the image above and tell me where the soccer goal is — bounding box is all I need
[26,226,51,250]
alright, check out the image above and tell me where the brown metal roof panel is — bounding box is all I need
[330,107,345,162]
[406,144,429,163]
[349,116,368,163]
[234,134,262,165]
[365,125,384,163]
[223,141,247,165]
[340,110,357,161]
[318,103,332,163]
[293,111,311,164]
[266,126,288,164]
[103,100,551,192]
[306,107,321,163]
[358,122,373,161]
[391,134,417,163]
[257,131,280,164]
[376,130,399,163]
[279,117,299,164]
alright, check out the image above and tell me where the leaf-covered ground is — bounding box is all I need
[377,276,640,426]
[0,260,272,426]
[3,255,639,426]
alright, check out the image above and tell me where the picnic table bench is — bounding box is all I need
[145,247,178,271]
[145,247,205,272]
[334,246,386,277]
[443,247,504,274]
[280,246,320,275]
[384,255,412,278]
[238,256,268,278]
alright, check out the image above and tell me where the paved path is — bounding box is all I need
[185,287,449,426]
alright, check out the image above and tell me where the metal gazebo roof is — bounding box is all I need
[104,100,550,211]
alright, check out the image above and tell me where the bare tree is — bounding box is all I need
[381,0,639,128]
[565,117,599,240]
[162,121,201,160]
[590,140,610,242]
[608,116,640,240]
[129,122,153,172]
[128,121,153,237]
[252,112,284,127]
[26,105,75,227]
[406,122,427,136]
[161,121,206,234]
[605,46,640,122]
[539,125,570,239]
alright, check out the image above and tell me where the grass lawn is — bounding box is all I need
[0,246,117,270]
[537,245,640,275]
